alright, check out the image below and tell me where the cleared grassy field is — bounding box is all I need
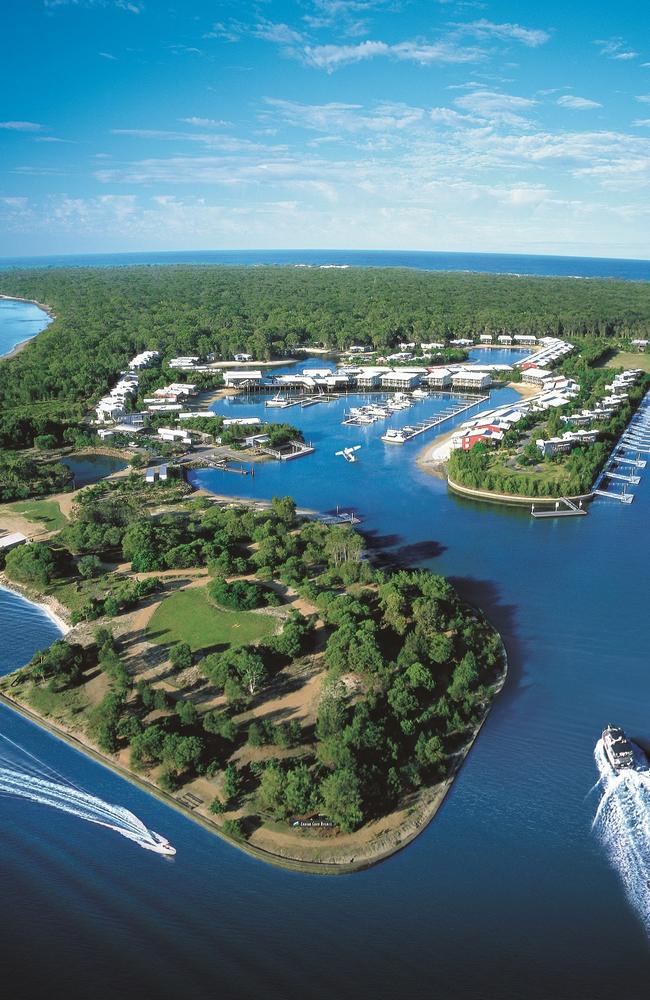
[606,351,650,373]
[147,585,276,652]
[0,498,67,531]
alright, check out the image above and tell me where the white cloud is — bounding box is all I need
[557,95,602,111]
[180,117,232,128]
[458,19,551,48]
[99,51,117,60]
[0,121,43,131]
[300,38,481,71]
[251,20,305,46]
[636,95,650,104]
[454,89,536,125]
[595,38,638,60]
[264,97,424,133]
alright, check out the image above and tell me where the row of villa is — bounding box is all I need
[223,365,494,394]
[450,368,644,457]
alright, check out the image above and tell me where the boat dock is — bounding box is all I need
[591,389,650,504]
[530,497,588,518]
[381,395,490,444]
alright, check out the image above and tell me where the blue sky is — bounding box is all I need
[2,0,650,258]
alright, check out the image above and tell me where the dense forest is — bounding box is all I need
[2,265,650,412]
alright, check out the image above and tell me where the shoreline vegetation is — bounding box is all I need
[0,481,506,872]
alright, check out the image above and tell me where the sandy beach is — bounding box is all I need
[0,294,54,361]
[0,578,71,634]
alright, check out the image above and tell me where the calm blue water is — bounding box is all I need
[62,454,128,488]
[1,261,650,999]
[0,297,50,357]
[1,248,650,281]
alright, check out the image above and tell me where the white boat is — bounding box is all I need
[381,428,407,443]
[265,393,289,408]
[412,388,429,399]
[143,832,177,856]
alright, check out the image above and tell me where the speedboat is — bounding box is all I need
[143,831,177,856]
[602,724,635,772]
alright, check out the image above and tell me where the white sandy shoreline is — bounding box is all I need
[0,579,70,635]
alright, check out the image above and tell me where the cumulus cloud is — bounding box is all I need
[557,95,602,111]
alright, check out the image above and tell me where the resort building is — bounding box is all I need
[223,370,265,388]
[157,427,192,445]
[168,356,200,369]
[479,334,493,343]
[451,370,491,391]
[498,335,513,344]
[522,367,554,387]
[513,335,538,345]
[0,531,27,553]
[631,339,649,349]
[460,424,504,450]
[356,367,386,389]
[536,429,599,457]
[380,370,423,390]
[425,367,453,389]
[128,350,159,370]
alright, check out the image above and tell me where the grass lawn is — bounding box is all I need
[0,498,67,531]
[605,351,650,373]
[147,585,276,652]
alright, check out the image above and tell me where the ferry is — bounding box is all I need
[602,724,636,772]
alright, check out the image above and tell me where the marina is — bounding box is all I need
[592,389,650,504]
[381,395,489,444]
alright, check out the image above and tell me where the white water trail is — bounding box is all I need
[592,738,650,933]
[0,736,173,855]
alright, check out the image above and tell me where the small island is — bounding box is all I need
[0,479,505,871]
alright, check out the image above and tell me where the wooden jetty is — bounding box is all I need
[381,394,489,444]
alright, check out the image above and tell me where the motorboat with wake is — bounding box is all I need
[142,831,177,856]
[602,724,636,772]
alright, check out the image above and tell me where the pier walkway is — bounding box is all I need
[381,394,490,445]
[530,497,587,518]
[592,388,650,504]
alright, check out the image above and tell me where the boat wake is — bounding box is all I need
[0,733,175,856]
[592,738,650,933]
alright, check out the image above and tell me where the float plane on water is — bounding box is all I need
[335,445,362,463]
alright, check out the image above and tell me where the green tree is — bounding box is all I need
[320,767,363,832]
[5,542,56,587]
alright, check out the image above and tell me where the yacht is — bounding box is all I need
[602,725,635,772]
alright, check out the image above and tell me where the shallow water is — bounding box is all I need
[61,454,128,488]
[0,297,50,357]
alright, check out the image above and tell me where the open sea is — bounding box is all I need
[1,251,650,1000]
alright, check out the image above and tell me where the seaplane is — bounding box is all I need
[335,445,362,463]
